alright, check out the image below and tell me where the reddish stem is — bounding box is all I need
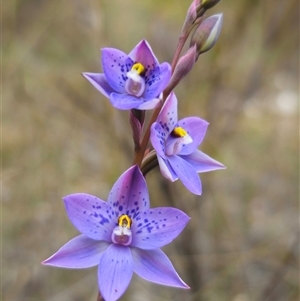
[132,102,163,167]
[133,33,192,167]
[132,15,202,168]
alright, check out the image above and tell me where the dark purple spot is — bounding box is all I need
[147,226,153,233]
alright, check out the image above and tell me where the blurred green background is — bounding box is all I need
[3,0,299,301]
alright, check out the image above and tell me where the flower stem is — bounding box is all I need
[132,103,162,167]
[132,21,198,168]
[171,35,188,73]
[133,37,187,167]
[141,150,158,176]
[171,21,199,73]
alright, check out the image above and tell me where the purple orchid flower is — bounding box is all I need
[83,40,172,110]
[43,165,189,301]
[150,92,225,195]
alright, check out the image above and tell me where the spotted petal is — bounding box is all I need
[102,48,133,93]
[143,63,171,100]
[156,92,178,135]
[98,244,133,301]
[137,97,161,110]
[42,235,109,268]
[177,117,209,155]
[132,248,189,288]
[131,207,190,250]
[107,166,150,219]
[128,40,159,76]
[150,122,167,159]
[82,73,115,98]
[184,149,225,173]
[168,155,202,195]
[63,193,115,241]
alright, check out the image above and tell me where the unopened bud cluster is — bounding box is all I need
[168,2,223,92]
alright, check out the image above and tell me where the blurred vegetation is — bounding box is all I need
[3,0,299,301]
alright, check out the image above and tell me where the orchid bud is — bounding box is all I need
[182,0,202,35]
[182,0,222,35]
[164,45,197,94]
[201,0,222,10]
[190,13,223,59]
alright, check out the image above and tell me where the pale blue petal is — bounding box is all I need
[131,207,190,249]
[98,244,133,301]
[132,248,189,288]
[42,235,109,268]
[184,150,225,172]
[168,155,202,195]
[102,48,133,93]
[63,193,115,241]
[82,73,115,98]
[177,117,209,155]
[107,166,150,219]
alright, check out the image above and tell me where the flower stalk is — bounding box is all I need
[141,150,158,176]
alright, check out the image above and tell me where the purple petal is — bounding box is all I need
[42,235,109,268]
[132,248,189,289]
[128,40,159,74]
[137,97,161,110]
[107,166,150,219]
[156,92,178,134]
[102,48,133,93]
[157,156,178,181]
[168,155,202,195]
[82,73,115,98]
[184,149,225,173]
[63,193,115,241]
[144,62,171,100]
[150,122,167,159]
[110,93,160,111]
[110,93,144,110]
[177,117,209,155]
[131,207,190,249]
[98,244,133,301]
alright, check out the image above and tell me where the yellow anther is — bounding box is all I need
[118,214,132,229]
[131,63,145,75]
[172,127,187,138]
